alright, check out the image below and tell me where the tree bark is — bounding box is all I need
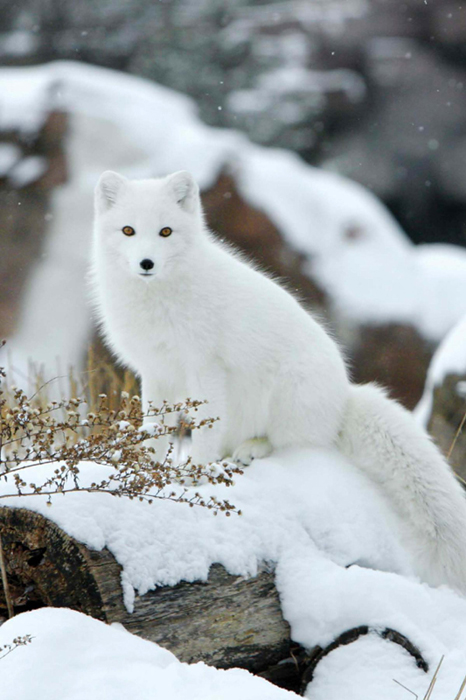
[0,506,290,672]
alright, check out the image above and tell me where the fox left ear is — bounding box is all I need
[166,171,199,213]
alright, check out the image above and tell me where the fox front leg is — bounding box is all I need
[188,368,227,466]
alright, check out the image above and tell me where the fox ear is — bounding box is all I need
[166,171,199,213]
[95,171,127,213]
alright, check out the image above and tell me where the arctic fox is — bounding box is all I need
[92,169,466,594]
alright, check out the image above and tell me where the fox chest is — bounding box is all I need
[103,286,207,373]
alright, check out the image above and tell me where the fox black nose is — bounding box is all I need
[140,258,154,271]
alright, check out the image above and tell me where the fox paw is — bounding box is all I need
[232,437,273,467]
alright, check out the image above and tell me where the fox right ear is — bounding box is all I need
[95,171,127,213]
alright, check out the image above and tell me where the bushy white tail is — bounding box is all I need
[338,383,466,593]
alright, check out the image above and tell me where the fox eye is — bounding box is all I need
[122,226,135,236]
[159,227,172,238]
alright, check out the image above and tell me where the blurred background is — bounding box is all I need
[4,0,466,244]
[1,0,466,459]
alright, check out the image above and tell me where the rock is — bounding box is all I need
[0,110,67,338]
[427,373,466,481]
[350,323,434,410]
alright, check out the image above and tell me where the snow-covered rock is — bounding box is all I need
[416,313,466,427]
[415,313,466,479]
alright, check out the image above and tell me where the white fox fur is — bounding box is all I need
[92,169,466,594]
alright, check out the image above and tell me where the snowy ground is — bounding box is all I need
[0,607,296,700]
[2,61,466,384]
[2,448,466,698]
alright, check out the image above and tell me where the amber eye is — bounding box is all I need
[122,226,135,236]
[159,227,172,238]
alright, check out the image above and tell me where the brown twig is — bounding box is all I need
[0,532,14,619]
[447,411,466,462]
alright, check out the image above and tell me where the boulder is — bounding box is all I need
[0,110,67,338]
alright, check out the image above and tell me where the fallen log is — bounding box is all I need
[0,506,290,672]
[0,506,431,693]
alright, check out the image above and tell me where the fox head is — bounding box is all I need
[94,171,204,280]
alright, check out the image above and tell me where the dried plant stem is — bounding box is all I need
[0,488,219,508]
[0,635,33,661]
[454,672,466,700]
[447,411,466,461]
[0,533,13,619]
[392,679,418,699]
[423,656,444,700]
[0,361,241,516]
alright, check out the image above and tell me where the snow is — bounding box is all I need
[8,155,47,188]
[0,30,38,58]
[0,143,21,176]
[416,244,466,341]
[0,70,52,133]
[303,634,462,700]
[2,61,466,383]
[3,604,466,699]
[228,66,366,124]
[0,448,411,613]
[3,447,466,697]
[227,1,369,31]
[257,66,366,103]
[0,607,296,700]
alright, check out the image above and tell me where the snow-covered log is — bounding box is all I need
[0,505,433,694]
[0,506,290,673]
